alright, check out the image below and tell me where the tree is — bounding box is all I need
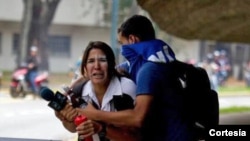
[18,0,60,71]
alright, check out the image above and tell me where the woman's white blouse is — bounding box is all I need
[81,76,136,111]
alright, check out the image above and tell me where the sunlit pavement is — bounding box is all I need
[0,88,77,141]
[1,88,250,140]
[219,95,250,108]
[220,112,250,125]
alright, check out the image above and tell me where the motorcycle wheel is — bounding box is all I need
[10,85,26,98]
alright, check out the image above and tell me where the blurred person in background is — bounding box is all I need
[243,60,250,87]
[217,50,231,85]
[26,46,39,94]
[213,50,231,86]
[68,55,82,81]
[198,53,220,91]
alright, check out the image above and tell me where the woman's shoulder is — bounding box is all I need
[116,77,136,96]
[119,77,136,86]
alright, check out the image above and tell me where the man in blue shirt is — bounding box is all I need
[71,15,197,141]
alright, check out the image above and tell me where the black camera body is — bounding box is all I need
[48,91,68,111]
[47,87,84,111]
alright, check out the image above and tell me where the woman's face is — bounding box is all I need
[85,48,109,85]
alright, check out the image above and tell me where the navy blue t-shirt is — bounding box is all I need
[136,62,196,141]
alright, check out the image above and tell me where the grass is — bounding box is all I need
[216,77,250,96]
[218,84,250,114]
[219,86,250,92]
[218,88,250,96]
[217,82,250,96]
[0,70,73,88]
[1,71,12,82]
[220,106,250,114]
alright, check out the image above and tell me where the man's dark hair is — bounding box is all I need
[118,15,156,41]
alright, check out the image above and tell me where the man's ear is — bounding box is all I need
[128,35,140,44]
[134,36,140,43]
[129,35,140,44]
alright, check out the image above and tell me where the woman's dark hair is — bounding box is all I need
[118,15,156,41]
[80,41,118,79]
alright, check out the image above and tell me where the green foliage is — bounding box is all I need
[102,0,132,12]
[119,0,133,10]
[102,0,133,24]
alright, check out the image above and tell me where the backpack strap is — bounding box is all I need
[71,80,88,97]
[112,94,134,111]
[70,80,88,108]
[112,76,135,110]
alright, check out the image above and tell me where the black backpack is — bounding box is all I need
[170,60,219,138]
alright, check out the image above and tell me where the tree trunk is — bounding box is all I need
[19,0,60,71]
[35,0,60,71]
[18,0,33,67]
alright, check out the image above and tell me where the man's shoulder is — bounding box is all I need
[142,61,164,68]
[137,62,169,84]
[139,62,168,73]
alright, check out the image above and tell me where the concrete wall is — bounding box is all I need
[0,0,111,73]
[168,36,200,63]
[0,21,111,72]
[0,21,20,70]
[0,0,104,26]
[48,25,110,72]
[0,0,201,72]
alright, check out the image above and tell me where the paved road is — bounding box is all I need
[219,95,250,124]
[219,95,250,108]
[1,88,250,141]
[0,91,76,141]
[220,112,250,125]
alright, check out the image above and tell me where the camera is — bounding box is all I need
[40,86,85,111]
[48,91,68,111]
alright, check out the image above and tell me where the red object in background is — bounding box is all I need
[74,115,93,141]
[9,66,49,98]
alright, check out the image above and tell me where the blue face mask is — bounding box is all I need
[121,39,176,82]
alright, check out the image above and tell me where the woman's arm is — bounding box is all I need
[61,120,76,133]
[76,120,141,141]
[76,95,153,128]
[54,111,76,132]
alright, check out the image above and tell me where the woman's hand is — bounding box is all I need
[54,108,77,133]
[76,120,102,139]
[76,102,97,119]
[59,103,78,122]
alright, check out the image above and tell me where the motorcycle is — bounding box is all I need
[10,66,49,98]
